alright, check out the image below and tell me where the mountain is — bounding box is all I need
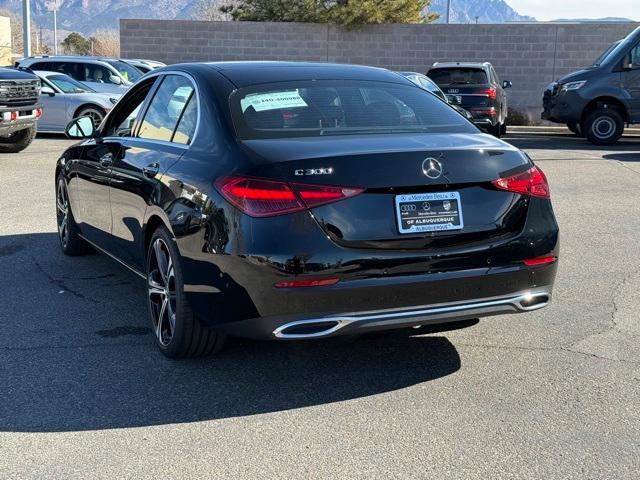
[550,17,636,23]
[429,0,535,23]
[0,0,536,35]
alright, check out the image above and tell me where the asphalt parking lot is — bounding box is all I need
[1,132,639,479]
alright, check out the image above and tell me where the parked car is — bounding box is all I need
[400,72,475,121]
[542,26,640,145]
[17,56,142,94]
[35,71,120,133]
[0,67,41,153]
[427,62,511,137]
[58,62,558,357]
[124,59,166,74]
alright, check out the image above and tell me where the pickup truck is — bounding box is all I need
[0,67,41,153]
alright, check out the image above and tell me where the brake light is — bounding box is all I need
[491,166,550,199]
[476,88,497,100]
[9,111,17,121]
[216,176,364,217]
[35,107,43,119]
[523,255,557,266]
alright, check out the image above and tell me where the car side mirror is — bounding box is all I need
[41,85,55,96]
[109,75,122,85]
[65,116,95,139]
[502,80,512,89]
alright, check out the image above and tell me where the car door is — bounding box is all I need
[38,78,69,132]
[622,42,640,122]
[74,76,158,252]
[108,73,198,271]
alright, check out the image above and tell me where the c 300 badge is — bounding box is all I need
[294,167,334,176]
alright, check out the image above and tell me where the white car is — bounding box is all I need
[35,71,121,133]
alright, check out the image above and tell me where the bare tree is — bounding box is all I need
[0,8,50,55]
[195,0,233,21]
[91,29,120,57]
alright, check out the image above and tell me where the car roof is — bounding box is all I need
[430,62,492,70]
[193,61,414,88]
[21,56,122,64]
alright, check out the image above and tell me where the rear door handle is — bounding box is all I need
[99,152,113,167]
[143,162,160,178]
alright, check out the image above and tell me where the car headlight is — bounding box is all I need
[561,81,586,92]
[109,97,118,105]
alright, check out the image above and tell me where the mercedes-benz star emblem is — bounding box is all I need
[422,158,443,179]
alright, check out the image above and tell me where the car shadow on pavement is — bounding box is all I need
[0,232,462,432]
[603,153,640,162]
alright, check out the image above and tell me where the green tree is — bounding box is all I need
[61,32,92,55]
[201,0,439,25]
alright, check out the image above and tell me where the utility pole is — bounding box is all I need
[446,0,452,24]
[22,0,31,57]
[51,2,58,55]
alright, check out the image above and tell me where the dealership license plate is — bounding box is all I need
[395,192,464,234]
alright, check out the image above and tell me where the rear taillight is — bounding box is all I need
[468,107,497,117]
[491,166,550,199]
[216,176,364,217]
[522,255,557,266]
[475,88,497,100]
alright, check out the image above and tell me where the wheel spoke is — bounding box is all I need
[156,296,167,341]
[153,240,168,285]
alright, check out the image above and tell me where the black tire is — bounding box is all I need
[583,108,624,145]
[500,121,507,136]
[567,122,582,136]
[488,122,501,138]
[146,225,226,358]
[76,105,106,128]
[0,125,37,153]
[56,174,90,256]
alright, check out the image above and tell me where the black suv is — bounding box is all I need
[0,67,41,153]
[543,26,640,145]
[427,62,511,137]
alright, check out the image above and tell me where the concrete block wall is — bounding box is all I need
[121,19,639,122]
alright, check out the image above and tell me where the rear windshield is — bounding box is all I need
[427,68,488,86]
[230,80,476,140]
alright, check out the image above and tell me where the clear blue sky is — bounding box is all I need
[508,0,638,21]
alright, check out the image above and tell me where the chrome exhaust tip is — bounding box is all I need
[273,319,349,339]
[515,292,551,311]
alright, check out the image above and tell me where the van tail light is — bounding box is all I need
[476,88,497,100]
[491,166,550,199]
[216,176,364,217]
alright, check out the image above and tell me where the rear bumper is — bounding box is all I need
[270,287,551,339]
[214,261,557,340]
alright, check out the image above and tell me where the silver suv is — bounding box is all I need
[18,56,142,94]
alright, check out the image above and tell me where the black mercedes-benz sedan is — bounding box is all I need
[57,62,558,357]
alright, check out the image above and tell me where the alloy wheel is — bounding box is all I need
[56,179,69,248]
[147,238,177,346]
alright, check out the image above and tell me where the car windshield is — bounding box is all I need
[45,74,94,93]
[428,68,488,86]
[105,60,142,83]
[230,80,477,140]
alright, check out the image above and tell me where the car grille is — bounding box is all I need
[0,79,40,107]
